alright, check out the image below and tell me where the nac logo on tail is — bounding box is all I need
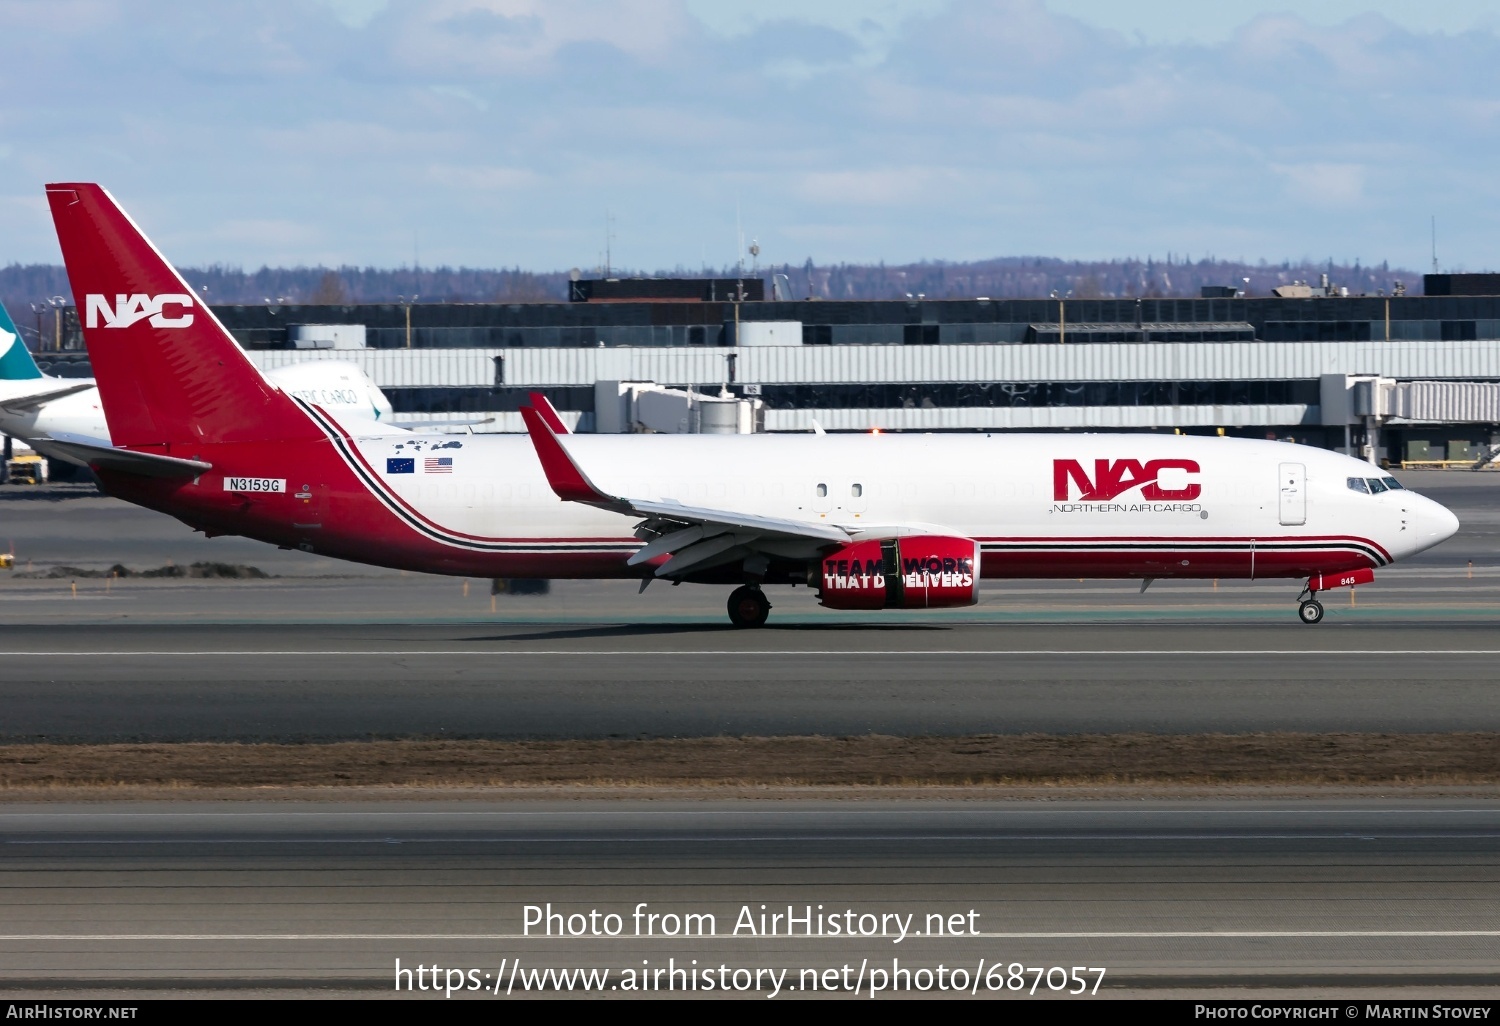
[1053,458,1201,501]
[85,294,195,329]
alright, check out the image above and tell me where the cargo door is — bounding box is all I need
[1278,463,1306,526]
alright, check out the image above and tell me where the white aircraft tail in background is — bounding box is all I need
[0,300,397,462]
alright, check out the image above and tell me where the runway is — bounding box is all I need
[0,479,1496,997]
[1,621,1498,741]
[0,799,1496,995]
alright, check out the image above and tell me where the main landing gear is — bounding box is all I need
[727,585,771,629]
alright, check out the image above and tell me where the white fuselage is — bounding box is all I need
[267,427,1457,580]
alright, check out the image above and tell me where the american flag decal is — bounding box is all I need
[424,457,453,474]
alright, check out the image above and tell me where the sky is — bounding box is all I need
[3,0,1500,274]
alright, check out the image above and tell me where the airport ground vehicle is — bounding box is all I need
[43,182,1460,626]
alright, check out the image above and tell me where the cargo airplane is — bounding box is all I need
[44,182,1459,626]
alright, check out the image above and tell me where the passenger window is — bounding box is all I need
[1382,477,1404,491]
[851,484,862,498]
[1347,477,1370,494]
[1367,478,1388,494]
[816,483,828,498]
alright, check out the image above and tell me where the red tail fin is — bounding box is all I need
[45,183,319,448]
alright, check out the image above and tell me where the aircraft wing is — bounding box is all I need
[520,404,849,577]
[0,381,96,413]
[31,432,212,478]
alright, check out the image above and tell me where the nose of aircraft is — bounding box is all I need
[1414,493,1460,551]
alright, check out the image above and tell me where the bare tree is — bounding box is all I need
[309,271,348,305]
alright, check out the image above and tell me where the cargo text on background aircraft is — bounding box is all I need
[43,181,1461,628]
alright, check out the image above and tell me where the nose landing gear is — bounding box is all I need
[1297,598,1325,624]
[727,585,771,628]
[1296,568,1374,624]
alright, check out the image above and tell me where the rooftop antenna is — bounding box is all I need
[736,197,744,275]
[1431,215,1438,274]
[604,209,615,277]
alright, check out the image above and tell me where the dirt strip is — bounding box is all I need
[1,733,1497,790]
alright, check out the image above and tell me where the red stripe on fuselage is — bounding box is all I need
[980,548,1378,579]
[977,534,1393,563]
[94,410,1393,583]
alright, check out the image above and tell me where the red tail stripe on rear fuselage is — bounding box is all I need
[295,398,637,554]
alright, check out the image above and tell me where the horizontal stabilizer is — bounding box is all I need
[0,381,96,414]
[33,433,211,478]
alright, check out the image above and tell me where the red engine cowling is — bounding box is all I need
[817,535,981,610]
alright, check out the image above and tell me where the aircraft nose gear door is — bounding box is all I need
[1278,463,1306,526]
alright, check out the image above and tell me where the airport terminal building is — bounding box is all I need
[38,273,1500,465]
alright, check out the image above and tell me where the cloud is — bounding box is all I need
[425,163,538,191]
[382,0,700,77]
[2,1,1499,272]
[211,218,321,248]
[319,0,387,29]
[427,84,490,111]
[1271,163,1367,207]
[795,167,965,206]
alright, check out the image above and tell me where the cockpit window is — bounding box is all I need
[1350,476,1404,495]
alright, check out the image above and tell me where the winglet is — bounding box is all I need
[520,404,615,505]
[528,391,570,434]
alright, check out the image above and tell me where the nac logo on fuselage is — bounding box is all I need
[84,293,195,330]
[1053,458,1201,501]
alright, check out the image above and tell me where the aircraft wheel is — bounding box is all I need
[1298,599,1325,625]
[727,586,771,629]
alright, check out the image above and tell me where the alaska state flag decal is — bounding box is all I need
[386,458,414,474]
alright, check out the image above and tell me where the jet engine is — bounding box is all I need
[817,535,981,610]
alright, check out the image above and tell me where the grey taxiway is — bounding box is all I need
[0,473,1497,995]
